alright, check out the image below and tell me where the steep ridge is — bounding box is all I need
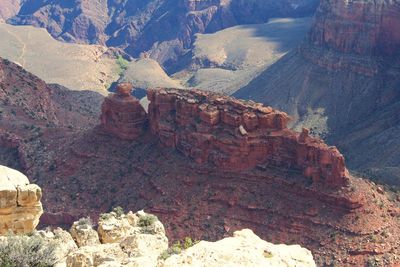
[0,58,399,266]
[235,0,400,185]
[0,57,103,171]
[8,0,319,68]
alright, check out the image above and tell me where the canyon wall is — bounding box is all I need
[147,89,349,187]
[101,86,350,188]
[309,0,400,56]
[235,0,400,185]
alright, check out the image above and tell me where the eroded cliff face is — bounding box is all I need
[146,88,349,188]
[235,0,400,185]
[0,165,42,234]
[309,0,400,56]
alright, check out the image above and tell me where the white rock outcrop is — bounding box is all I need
[66,210,168,267]
[0,165,43,234]
[70,218,101,247]
[162,229,316,267]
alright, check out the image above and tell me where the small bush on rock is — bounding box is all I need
[0,234,57,267]
[112,206,125,218]
[77,217,93,228]
[138,214,157,227]
[99,213,112,221]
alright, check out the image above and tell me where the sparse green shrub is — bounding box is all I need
[116,55,129,75]
[183,237,195,249]
[158,237,199,261]
[112,206,125,218]
[0,235,57,267]
[138,214,157,228]
[159,250,171,260]
[77,217,93,228]
[171,241,182,254]
[99,213,112,221]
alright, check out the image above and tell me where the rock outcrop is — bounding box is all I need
[37,211,317,267]
[100,83,148,140]
[100,85,350,187]
[164,229,316,267]
[235,0,400,186]
[309,0,400,56]
[0,165,42,234]
[147,88,349,187]
[66,210,169,267]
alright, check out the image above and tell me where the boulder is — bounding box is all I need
[70,218,101,247]
[0,165,43,234]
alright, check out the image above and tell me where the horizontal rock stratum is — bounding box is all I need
[102,84,350,188]
[0,165,43,234]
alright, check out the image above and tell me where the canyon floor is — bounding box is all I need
[120,17,312,95]
[0,22,119,94]
[0,17,312,95]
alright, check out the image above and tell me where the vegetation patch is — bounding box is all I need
[0,234,57,267]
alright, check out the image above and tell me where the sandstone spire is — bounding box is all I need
[101,83,148,140]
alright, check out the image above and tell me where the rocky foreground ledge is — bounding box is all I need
[9,209,316,267]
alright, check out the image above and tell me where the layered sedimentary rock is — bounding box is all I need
[309,0,400,56]
[235,0,400,185]
[101,83,148,140]
[1,58,398,266]
[0,165,42,234]
[148,88,349,187]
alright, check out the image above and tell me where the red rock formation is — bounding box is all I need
[309,0,400,56]
[1,59,398,265]
[303,0,400,76]
[234,0,400,186]
[147,88,349,188]
[101,83,148,140]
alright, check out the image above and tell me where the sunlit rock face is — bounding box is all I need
[147,88,350,188]
[0,165,43,234]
